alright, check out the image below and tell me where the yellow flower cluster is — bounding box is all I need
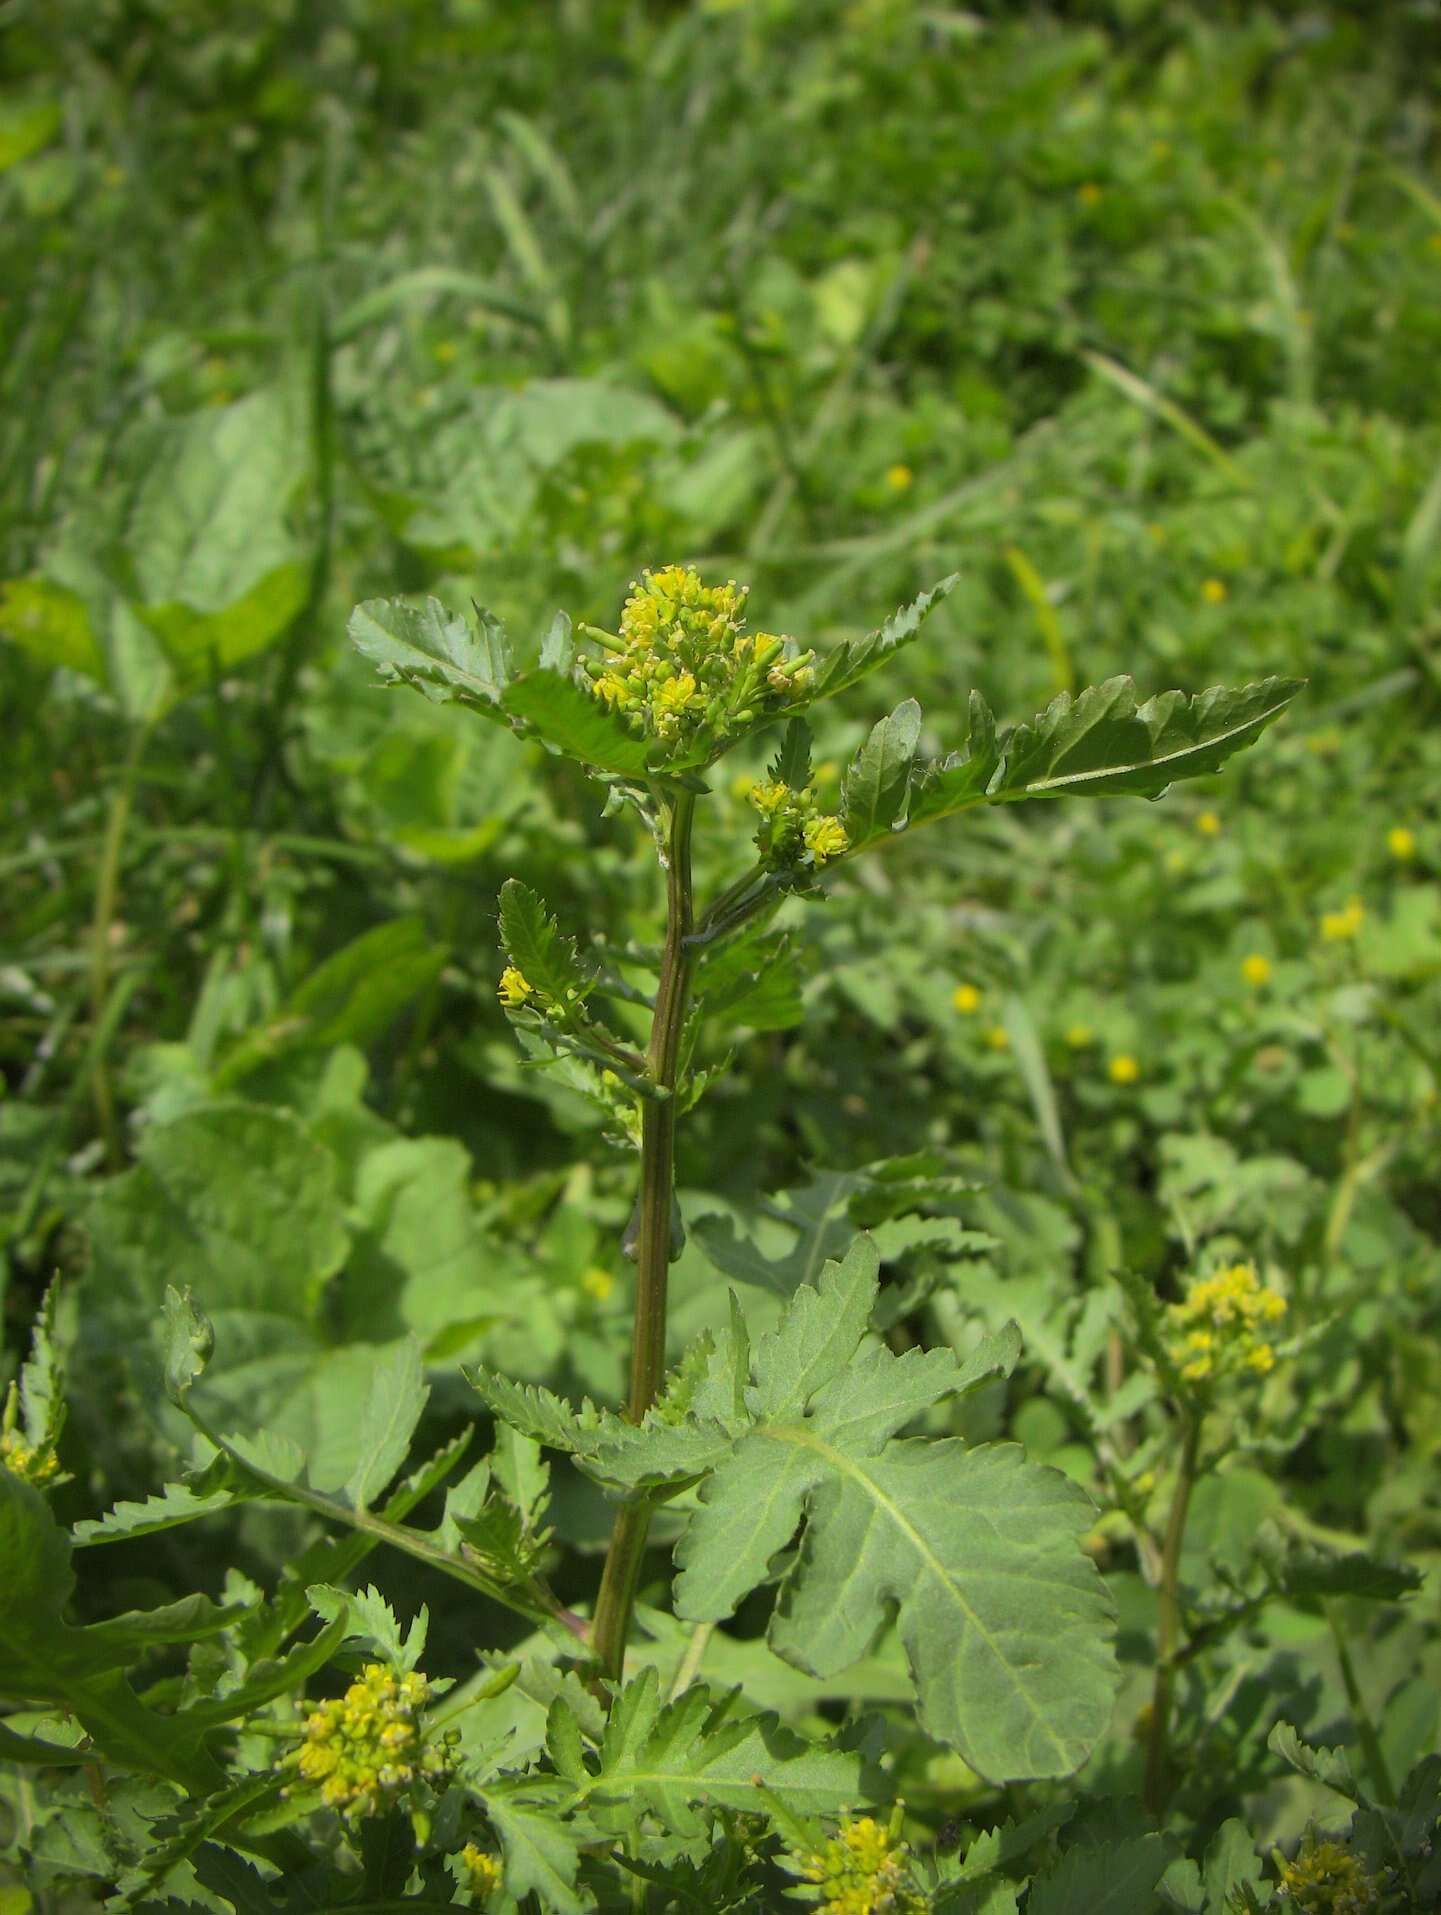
[458,1843,503,1900]
[498,965,535,1009]
[0,1427,60,1487]
[1166,1261,1286,1384]
[1319,896,1364,942]
[288,1664,451,1823]
[586,566,814,750]
[749,778,849,869]
[797,1816,923,1915]
[1278,1835,1377,1913]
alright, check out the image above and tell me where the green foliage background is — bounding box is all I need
[2,0,1439,1908]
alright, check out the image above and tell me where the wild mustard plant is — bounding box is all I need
[283,1663,453,1822]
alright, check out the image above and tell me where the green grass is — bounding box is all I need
[2,2,1439,1908]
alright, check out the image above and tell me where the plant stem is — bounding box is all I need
[1144,1411,1201,1818]
[89,723,150,1168]
[591,789,697,1682]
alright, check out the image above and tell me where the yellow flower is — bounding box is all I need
[1108,1053,1140,1085]
[498,966,534,1009]
[985,1025,1010,1051]
[432,340,459,365]
[1278,1835,1377,1913]
[884,463,914,491]
[1196,809,1221,837]
[796,1814,923,1915]
[1065,1023,1094,1048]
[1241,952,1272,987]
[287,1664,451,1823]
[1077,181,1103,206]
[1201,577,1228,604]
[580,1266,614,1303]
[1387,825,1416,861]
[584,566,814,753]
[803,815,850,865]
[459,1843,503,1899]
[1319,896,1364,942]
[951,982,981,1014]
[1165,1261,1286,1389]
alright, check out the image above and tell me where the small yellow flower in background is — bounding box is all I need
[884,463,914,491]
[287,1664,452,1822]
[1165,1261,1286,1385]
[102,163,126,188]
[432,339,459,365]
[498,965,534,1009]
[1108,1053,1140,1085]
[458,1844,503,1900]
[1077,181,1103,206]
[796,1814,924,1915]
[1147,522,1168,544]
[1241,953,1272,987]
[1201,577,1228,604]
[951,982,982,1014]
[1319,896,1364,942]
[1278,1835,1377,1913]
[1196,809,1221,836]
[1387,825,1417,861]
[580,1266,615,1303]
[1164,847,1188,876]
[1065,1023,1094,1048]
[985,1025,1010,1051]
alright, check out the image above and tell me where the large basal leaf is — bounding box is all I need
[810,573,960,701]
[580,1239,1116,1782]
[546,1664,872,1839]
[349,595,513,713]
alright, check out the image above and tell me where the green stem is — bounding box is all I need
[1326,1600,1395,1805]
[591,790,697,1682]
[89,724,150,1168]
[1144,1411,1201,1818]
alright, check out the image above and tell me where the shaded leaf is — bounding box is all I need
[501,668,654,776]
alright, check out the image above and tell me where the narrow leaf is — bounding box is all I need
[343,1338,429,1511]
[812,573,960,700]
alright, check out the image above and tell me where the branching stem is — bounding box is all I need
[591,790,696,1682]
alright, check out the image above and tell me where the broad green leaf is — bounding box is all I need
[501,668,654,776]
[123,387,308,682]
[0,93,61,173]
[1027,1835,1172,1915]
[550,1665,872,1838]
[840,697,923,849]
[906,676,1300,830]
[87,1104,348,1328]
[647,1240,1114,1780]
[810,573,960,701]
[988,674,1303,801]
[1268,1722,1358,1799]
[903,690,1001,829]
[213,917,448,1089]
[0,575,103,678]
[485,1783,590,1915]
[349,595,513,712]
[0,1472,225,1791]
[343,1338,429,1510]
[499,879,594,1012]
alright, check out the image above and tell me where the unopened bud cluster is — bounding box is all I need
[796,1815,923,1915]
[1278,1835,1377,1913]
[1166,1260,1286,1384]
[285,1663,452,1822]
[586,565,815,751]
[458,1842,503,1900]
[749,778,849,870]
[1,1383,59,1488]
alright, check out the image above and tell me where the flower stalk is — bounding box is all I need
[591,787,696,1681]
[1143,1410,1200,1816]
